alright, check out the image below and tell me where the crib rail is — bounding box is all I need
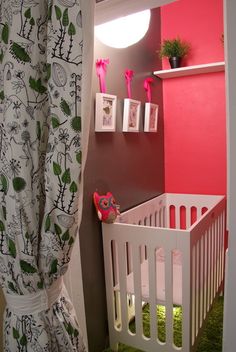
[117,193,223,231]
[117,194,167,228]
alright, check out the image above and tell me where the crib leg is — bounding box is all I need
[110,340,119,351]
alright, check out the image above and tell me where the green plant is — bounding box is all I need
[159,37,190,58]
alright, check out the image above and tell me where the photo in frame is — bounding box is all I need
[95,93,117,132]
[144,103,159,132]
[122,98,141,132]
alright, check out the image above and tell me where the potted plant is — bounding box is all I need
[159,37,190,69]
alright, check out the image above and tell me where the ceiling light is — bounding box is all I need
[95,10,151,49]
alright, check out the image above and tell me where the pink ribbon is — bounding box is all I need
[125,69,134,99]
[96,59,110,93]
[144,77,154,103]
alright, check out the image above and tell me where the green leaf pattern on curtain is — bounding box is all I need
[0,0,86,350]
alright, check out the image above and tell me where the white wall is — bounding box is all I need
[223,0,236,351]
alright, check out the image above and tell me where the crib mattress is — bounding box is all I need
[114,249,182,305]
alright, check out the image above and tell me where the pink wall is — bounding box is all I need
[161,0,226,195]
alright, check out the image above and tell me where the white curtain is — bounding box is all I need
[0,0,94,350]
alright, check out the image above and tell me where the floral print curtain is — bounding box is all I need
[0,0,93,350]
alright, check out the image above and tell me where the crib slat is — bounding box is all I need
[181,241,191,352]
[210,223,214,305]
[220,213,223,283]
[212,221,215,302]
[209,226,212,307]
[127,243,133,274]
[195,241,200,337]
[166,206,170,228]
[140,245,146,264]
[186,206,191,229]
[158,209,162,227]
[196,206,200,221]
[216,218,219,291]
[210,225,213,307]
[218,215,222,285]
[117,241,128,333]
[200,236,204,328]
[221,211,225,283]
[147,246,157,342]
[217,218,219,291]
[208,226,211,310]
[218,215,222,284]
[104,240,117,331]
[207,228,211,312]
[191,245,196,346]
[218,215,222,286]
[165,249,173,347]
[111,240,119,286]
[204,230,208,319]
[214,220,217,298]
[221,212,225,283]
[213,220,217,298]
[175,207,180,229]
[163,206,166,227]
[215,219,219,290]
[132,243,143,338]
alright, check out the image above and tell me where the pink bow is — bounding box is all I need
[144,77,154,103]
[96,59,110,93]
[125,69,134,99]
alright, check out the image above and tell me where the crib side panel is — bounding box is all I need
[117,194,167,272]
[102,223,191,352]
[166,193,223,211]
[177,231,192,351]
[189,197,226,351]
[117,194,167,227]
[117,194,225,233]
[165,194,224,230]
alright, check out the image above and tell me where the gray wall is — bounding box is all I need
[79,8,164,352]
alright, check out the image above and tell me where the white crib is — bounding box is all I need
[102,193,226,352]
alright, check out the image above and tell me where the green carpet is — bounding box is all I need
[103,296,224,352]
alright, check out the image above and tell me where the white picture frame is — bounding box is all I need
[144,102,159,132]
[95,93,117,132]
[122,98,141,132]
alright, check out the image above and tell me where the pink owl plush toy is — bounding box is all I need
[93,192,120,224]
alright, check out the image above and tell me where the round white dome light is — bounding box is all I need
[95,10,151,49]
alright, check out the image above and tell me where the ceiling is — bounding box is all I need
[95,0,177,25]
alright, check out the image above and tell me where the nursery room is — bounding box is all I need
[79,0,236,351]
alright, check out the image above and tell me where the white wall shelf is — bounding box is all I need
[153,61,225,79]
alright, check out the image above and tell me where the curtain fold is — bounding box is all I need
[0,0,94,350]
